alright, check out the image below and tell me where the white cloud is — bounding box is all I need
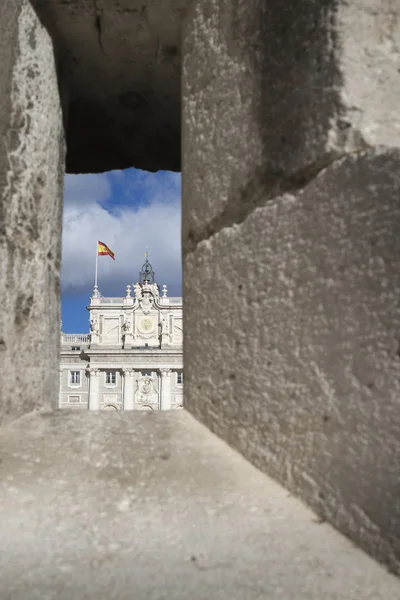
[62,170,182,296]
[63,173,111,207]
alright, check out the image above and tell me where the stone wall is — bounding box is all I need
[1,0,399,576]
[182,0,400,573]
[0,0,65,425]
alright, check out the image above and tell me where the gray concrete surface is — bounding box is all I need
[0,409,399,599]
[0,0,64,426]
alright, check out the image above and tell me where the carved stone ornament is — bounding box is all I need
[122,318,131,332]
[142,378,152,394]
[122,367,134,377]
[90,317,99,334]
[140,292,153,314]
[137,316,155,338]
[161,313,169,334]
[136,375,158,405]
[86,365,100,376]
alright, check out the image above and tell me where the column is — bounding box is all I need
[160,369,172,410]
[122,368,135,411]
[87,368,100,410]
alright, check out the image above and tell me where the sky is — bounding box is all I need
[61,168,182,333]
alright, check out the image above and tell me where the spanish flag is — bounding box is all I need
[97,240,115,260]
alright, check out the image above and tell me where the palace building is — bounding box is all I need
[59,255,183,411]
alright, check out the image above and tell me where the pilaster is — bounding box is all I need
[122,368,135,411]
[87,367,100,411]
[160,369,172,410]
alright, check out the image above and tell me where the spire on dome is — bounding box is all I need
[139,250,156,284]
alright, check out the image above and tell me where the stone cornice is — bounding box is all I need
[76,348,183,357]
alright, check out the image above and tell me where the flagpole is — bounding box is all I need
[94,241,99,297]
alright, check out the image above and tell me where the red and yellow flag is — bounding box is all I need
[97,240,115,260]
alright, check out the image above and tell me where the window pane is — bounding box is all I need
[70,371,80,384]
[106,371,116,384]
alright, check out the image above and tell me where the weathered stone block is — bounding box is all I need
[0,0,65,424]
[30,0,187,173]
[184,148,400,572]
[182,0,400,250]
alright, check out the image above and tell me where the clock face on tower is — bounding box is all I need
[138,317,154,334]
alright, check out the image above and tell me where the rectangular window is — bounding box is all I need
[68,395,80,403]
[177,372,183,385]
[70,371,80,385]
[105,371,116,385]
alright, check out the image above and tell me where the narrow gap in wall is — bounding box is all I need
[60,168,183,412]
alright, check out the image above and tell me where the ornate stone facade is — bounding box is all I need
[59,257,183,411]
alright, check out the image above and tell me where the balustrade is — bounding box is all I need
[61,333,90,345]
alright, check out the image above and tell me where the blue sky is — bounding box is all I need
[61,169,181,332]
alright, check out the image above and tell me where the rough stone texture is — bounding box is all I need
[182,0,400,573]
[182,0,400,251]
[0,409,399,599]
[1,0,399,590]
[184,147,400,573]
[0,0,65,425]
[30,0,187,174]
